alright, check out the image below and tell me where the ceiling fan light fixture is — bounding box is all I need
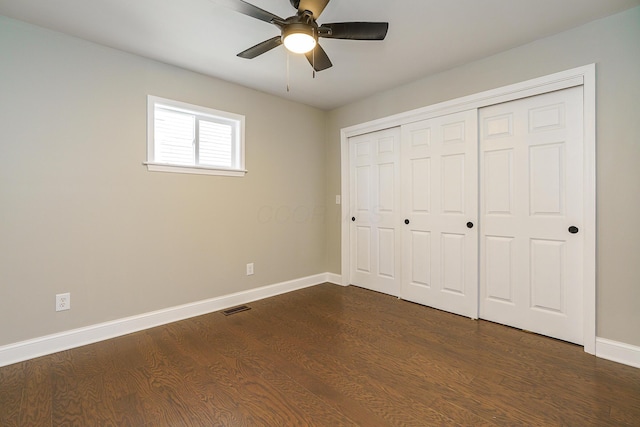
[282,24,317,54]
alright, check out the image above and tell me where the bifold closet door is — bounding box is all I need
[400,110,478,318]
[349,127,402,296]
[479,86,584,344]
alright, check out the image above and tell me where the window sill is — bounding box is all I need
[143,162,247,177]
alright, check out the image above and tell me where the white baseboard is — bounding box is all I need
[325,272,343,285]
[596,337,640,369]
[6,276,636,371]
[0,273,334,367]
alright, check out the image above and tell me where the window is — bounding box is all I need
[146,96,245,176]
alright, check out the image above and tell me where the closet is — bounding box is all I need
[347,84,586,345]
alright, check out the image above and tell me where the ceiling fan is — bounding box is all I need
[216,0,389,71]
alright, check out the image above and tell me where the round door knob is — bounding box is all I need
[467,222,474,229]
[404,219,410,225]
[568,226,579,234]
[351,217,356,222]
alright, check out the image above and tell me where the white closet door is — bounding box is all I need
[349,127,402,296]
[479,86,584,344]
[400,110,478,318]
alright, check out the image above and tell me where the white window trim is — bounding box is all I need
[145,95,246,176]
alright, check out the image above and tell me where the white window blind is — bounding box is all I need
[155,108,196,166]
[146,96,245,176]
[199,120,233,167]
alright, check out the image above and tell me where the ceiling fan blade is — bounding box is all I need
[237,36,282,59]
[319,22,389,40]
[305,44,332,71]
[297,0,330,19]
[215,0,283,24]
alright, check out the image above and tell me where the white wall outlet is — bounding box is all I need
[246,263,254,276]
[56,292,71,311]
[336,195,341,205]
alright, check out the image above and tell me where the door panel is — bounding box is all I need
[484,149,513,214]
[479,86,584,344]
[349,128,402,296]
[409,231,431,286]
[355,166,370,211]
[442,154,466,213]
[485,236,514,302]
[411,158,431,212]
[401,110,478,318]
[355,226,371,273]
[441,233,465,294]
[378,227,396,278]
[529,143,564,215]
[530,238,564,312]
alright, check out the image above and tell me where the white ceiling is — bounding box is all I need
[1,0,639,110]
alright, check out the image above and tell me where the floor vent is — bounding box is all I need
[222,305,251,316]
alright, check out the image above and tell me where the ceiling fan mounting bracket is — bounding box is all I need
[299,10,314,24]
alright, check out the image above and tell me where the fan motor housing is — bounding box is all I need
[282,23,317,41]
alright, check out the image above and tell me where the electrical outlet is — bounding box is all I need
[56,293,71,312]
[246,263,254,276]
[336,195,341,205]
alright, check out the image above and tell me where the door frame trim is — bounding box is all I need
[340,64,596,354]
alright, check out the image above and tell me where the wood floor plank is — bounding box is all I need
[18,357,52,426]
[1,283,640,426]
[0,361,25,427]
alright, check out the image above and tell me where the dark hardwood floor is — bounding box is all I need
[1,283,639,426]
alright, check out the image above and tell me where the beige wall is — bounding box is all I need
[0,16,327,346]
[326,6,640,346]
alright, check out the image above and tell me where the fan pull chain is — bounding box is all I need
[286,52,290,92]
[312,48,316,79]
